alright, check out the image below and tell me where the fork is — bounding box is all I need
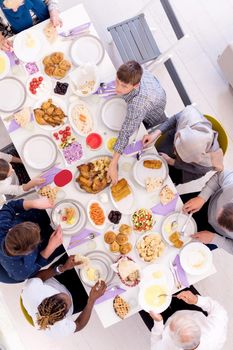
[169,261,182,289]
[69,233,96,248]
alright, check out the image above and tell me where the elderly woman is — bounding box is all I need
[21,255,107,337]
[0,0,60,51]
[143,106,224,185]
[0,197,64,283]
[149,290,227,350]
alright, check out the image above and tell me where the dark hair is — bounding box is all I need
[5,222,41,256]
[218,203,233,231]
[117,60,143,85]
[37,295,68,330]
[0,159,10,181]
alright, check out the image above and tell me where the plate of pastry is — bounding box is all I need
[13,30,46,62]
[112,256,141,287]
[159,185,176,205]
[42,51,72,80]
[75,155,111,194]
[138,281,172,313]
[161,212,197,248]
[33,97,67,130]
[113,295,130,319]
[136,233,166,263]
[70,35,105,66]
[103,224,134,255]
[110,178,135,215]
[68,100,93,136]
[133,153,168,191]
[87,200,106,230]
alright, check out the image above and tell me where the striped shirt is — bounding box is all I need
[114,70,167,154]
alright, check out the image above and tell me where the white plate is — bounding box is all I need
[133,153,168,188]
[68,100,93,136]
[22,135,57,170]
[138,280,172,313]
[13,30,45,62]
[180,242,213,275]
[109,179,135,215]
[100,97,127,131]
[70,35,105,66]
[161,212,197,247]
[33,96,67,131]
[0,77,26,113]
[79,250,115,287]
[51,200,80,231]
[26,73,52,100]
[70,64,100,97]
[135,232,166,263]
[87,200,107,230]
[0,51,10,79]
[141,264,174,291]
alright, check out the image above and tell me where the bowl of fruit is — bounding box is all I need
[27,73,52,99]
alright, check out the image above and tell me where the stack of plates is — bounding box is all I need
[100,97,127,131]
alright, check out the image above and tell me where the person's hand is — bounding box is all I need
[176,290,198,305]
[88,280,107,303]
[63,255,82,271]
[183,196,205,214]
[30,177,45,187]
[159,152,175,166]
[107,161,118,185]
[142,130,161,148]
[30,197,54,209]
[149,311,163,322]
[191,230,215,244]
[47,225,63,252]
[0,36,12,51]
[50,9,62,27]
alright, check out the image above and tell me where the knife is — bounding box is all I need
[180,213,192,236]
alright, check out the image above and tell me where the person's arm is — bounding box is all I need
[0,32,12,51]
[39,225,63,259]
[0,151,13,163]
[10,156,22,163]
[157,114,178,134]
[23,197,53,211]
[149,313,164,349]
[47,0,61,27]
[198,171,225,202]
[174,158,211,176]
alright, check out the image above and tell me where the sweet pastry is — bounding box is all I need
[51,52,64,64]
[59,59,71,71]
[116,233,128,245]
[104,231,116,244]
[160,185,175,205]
[145,177,164,192]
[38,185,59,202]
[14,108,31,127]
[43,52,71,79]
[113,295,130,319]
[169,231,183,249]
[111,178,131,202]
[119,242,132,255]
[136,233,165,262]
[143,159,162,169]
[119,224,132,235]
[110,241,120,253]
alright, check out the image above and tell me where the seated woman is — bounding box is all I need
[143,105,224,185]
[0,0,60,51]
[0,197,64,283]
[0,157,44,196]
[21,255,107,337]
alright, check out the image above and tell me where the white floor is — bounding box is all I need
[1,0,233,349]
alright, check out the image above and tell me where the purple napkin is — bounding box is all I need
[59,22,91,37]
[6,51,17,67]
[95,80,116,98]
[151,193,179,216]
[68,228,101,249]
[95,287,126,305]
[173,255,190,288]
[8,112,34,133]
[36,166,62,189]
[124,140,143,155]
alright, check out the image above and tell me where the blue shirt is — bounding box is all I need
[0,200,48,281]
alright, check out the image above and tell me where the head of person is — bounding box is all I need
[0,159,13,181]
[5,222,41,256]
[36,293,72,330]
[217,203,233,231]
[3,0,23,12]
[168,313,201,350]
[116,60,143,95]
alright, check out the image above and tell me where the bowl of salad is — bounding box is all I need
[131,208,154,232]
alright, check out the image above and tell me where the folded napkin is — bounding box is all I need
[36,166,62,189]
[8,112,34,133]
[95,80,116,98]
[59,22,91,37]
[151,193,179,216]
[6,51,18,67]
[173,254,190,288]
[68,228,101,249]
[124,140,143,155]
[95,286,126,305]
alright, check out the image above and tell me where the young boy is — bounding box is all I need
[107,60,167,184]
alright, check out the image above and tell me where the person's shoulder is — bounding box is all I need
[24,277,43,290]
[45,317,76,337]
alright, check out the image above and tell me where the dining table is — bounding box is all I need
[0,3,217,329]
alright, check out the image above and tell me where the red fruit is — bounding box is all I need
[65,126,70,131]
[59,130,63,135]
[66,131,71,136]
[38,76,43,82]
[32,78,37,83]
[53,132,58,137]
[62,216,67,221]
[31,90,36,94]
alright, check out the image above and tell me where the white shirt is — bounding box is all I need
[0,171,26,196]
[0,152,13,163]
[151,296,228,350]
[21,278,76,338]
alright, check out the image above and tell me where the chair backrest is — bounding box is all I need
[204,114,228,155]
[20,296,34,326]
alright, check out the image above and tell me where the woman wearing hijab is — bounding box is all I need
[0,0,60,51]
[143,105,224,185]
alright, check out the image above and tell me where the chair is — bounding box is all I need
[107,0,192,107]
[204,114,228,155]
[20,296,34,326]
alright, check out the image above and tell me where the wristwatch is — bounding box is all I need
[54,264,64,275]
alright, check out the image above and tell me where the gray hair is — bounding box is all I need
[168,312,201,350]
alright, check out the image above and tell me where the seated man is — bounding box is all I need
[150,290,227,350]
[107,60,167,184]
[21,254,106,337]
[182,170,233,254]
[0,197,64,283]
